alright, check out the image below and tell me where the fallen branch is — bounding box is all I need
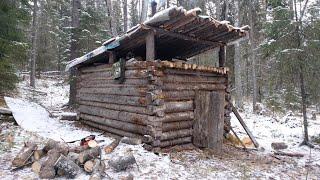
[274,151,304,158]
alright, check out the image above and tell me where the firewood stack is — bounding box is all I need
[11,136,139,179]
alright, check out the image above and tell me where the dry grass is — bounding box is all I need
[0,96,7,107]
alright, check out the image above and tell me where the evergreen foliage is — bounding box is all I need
[0,0,29,93]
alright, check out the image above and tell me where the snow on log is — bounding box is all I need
[54,154,81,178]
[0,107,12,115]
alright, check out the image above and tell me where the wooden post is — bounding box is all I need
[219,46,226,67]
[109,51,115,64]
[193,91,225,153]
[146,31,155,61]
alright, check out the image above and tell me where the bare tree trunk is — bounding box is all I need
[69,0,81,107]
[249,0,258,112]
[123,0,128,32]
[30,0,38,88]
[105,0,118,36]
[140,0,148,22]
[293,0,310,146]
[234,0,243,109]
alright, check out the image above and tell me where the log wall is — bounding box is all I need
[76,60,228,150]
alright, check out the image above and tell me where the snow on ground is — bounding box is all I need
[0,76,320,179]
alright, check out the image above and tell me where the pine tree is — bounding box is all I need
[0,0,29,93]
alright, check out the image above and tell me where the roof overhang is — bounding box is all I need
[66,6,249,71]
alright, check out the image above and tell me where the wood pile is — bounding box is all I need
[76,60,229,151]
[11,137,140,179]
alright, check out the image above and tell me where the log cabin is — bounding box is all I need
[66,7,249,152]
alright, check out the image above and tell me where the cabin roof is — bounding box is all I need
[66,6,249,70]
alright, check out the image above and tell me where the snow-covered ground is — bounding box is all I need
[0,76,319,179]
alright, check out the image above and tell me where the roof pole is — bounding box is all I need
[219,45,226,67]
[146,31,155,61]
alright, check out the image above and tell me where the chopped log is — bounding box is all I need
[43,139,69,155]
[54,154,81,178]
[31,161,41,174]
[67,152,80,164]
[79,146,101,164]
[108,155,136,172]
[0,107,12,115]
[79,78,149,87]
[88,140,98,148]
[12,142,37,167]
[104,139,120,154]
[34,149,44,161]
[39,149,60,179]
[231,103,259,148]
[69,145,89,153]
[89,159,106,180]
[84,159,95,173]
[120,137,142,145]
[274,151,304,158]
[164,101,193,113]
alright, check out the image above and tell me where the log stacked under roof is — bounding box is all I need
[76,60,228,150]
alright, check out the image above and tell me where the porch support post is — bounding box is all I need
[109,51,116,64]
[219,45,226,67]
[146,31,155,61]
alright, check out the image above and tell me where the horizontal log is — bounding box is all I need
[162,111,194,123]
[79,78,149,87]
[162,90,195,101]
[82,120,142,138]
[79,60,158,73]
[79,105,150,125]
[80,113,149,135]
[160,137,192,147]
[164,101,193,113]
[161,129,193,141]
[163,69,227,77]
[162,83,226,91]
[163,121,193,132]
[78,87,148,97]
[79,93,147,106]
[80,69,150,80]
[162,74,227,84]
[78,101,152,115]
